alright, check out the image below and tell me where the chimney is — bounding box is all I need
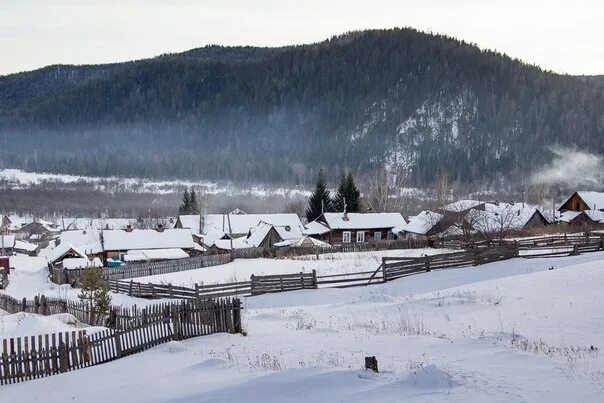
[125,224,133,232]
[343,211,349,221]
[156,224,164,232]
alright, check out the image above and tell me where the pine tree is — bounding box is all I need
[306,169,332,222]
[78,268,111,325]
[333,172,348,212]
[345,172,361,212]
[333,171,361,213]
[189,188,200,215]
[178,188,190,215]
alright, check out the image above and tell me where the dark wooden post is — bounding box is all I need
[312,269,318,289]
[365,356,378,373]
[58,342,68,373]
[425,256,431,272]
[233,299,242,334]
[22,297,27,312]
[41,295,48,316]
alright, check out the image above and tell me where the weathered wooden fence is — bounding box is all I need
[54,253,233,285]
[0,269,7,290]
[83,234,604,302]
[108,271,318,300]
[0,297,242,385]
[232,239,434,260]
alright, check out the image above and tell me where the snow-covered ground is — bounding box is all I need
[2,255,169,308]
[2,252,604,402]
[0,168,311,198]
[132,248,459,287]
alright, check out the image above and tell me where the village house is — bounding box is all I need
[395,210,445,239]
[210,221,305,252]
[310,212,406,245]
[176,213,305,248]
[1,234,41,256]
[559,191,604,212]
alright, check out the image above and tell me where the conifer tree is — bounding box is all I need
[333,172,348,213]
[178,188,190,215]
[306,169,332,222]
[189,188,200,215]
[345,172,361,212]
[78,268,111,325]
[333,171,361,213]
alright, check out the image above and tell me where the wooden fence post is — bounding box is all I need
[250,275,257,295]
[34,295,40,314]
[233,299,242,334]
[600,235,604,251]
[114,331,123,358]
[58,341,68,373]
[41,295,48,316]
[425,256,431,272]
[312,270,318,289]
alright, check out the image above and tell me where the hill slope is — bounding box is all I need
[1,28,603,185]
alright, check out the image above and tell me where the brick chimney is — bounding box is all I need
[156,224,164,232]
[125,224,133,232]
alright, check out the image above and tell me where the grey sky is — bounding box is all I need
[1,0,603,76]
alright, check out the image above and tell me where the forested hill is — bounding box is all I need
[1,28,603,186]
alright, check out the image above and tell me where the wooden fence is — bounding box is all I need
[108,271,318,300]
[54,253,233,285]
[106,235,604,300]
[0,297,242,385]
[233,239,434,260]
[0,269,7,290]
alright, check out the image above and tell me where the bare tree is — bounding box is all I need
[435,172,450,207]
[364,166,410,213]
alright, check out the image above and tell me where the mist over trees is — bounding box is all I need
[1,28,604,187]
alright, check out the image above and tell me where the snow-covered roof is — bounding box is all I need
[124,248,189,262]
[321,213,406,230]
[177,215,202,235]
[202,213,304,236]
[214,236,253,250]
[59,230,104,254]
[200,228,229,248]
[62,257,103,270]
[46,242,87,264]
[14,240,38,253]
[577,191,604,211]
[273,223,303,241]
[584,209,604,222]
[103,229,194,251]
[0,235,16,249]
[60,217,138,231]
[274,237,329,248]
[441,199,484,213]
[467,203,543,231]
[246,222,274,247]
[303,220,331,236]
[557,210,583,223]
[397,211,443,235]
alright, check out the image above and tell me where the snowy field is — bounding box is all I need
[2,252,604,401]
[0,168,311,198]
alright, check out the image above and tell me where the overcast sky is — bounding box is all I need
[1,0,603,76]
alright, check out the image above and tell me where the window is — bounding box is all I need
[342,231,351,243]
[374,231,382,241]
[356,231,365,243]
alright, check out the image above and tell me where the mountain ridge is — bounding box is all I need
[1,28,602,186]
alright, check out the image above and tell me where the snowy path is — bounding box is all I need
[3,254,604,402]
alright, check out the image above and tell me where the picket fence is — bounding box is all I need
[0,269,8,290]
[0,297,242,385]
[108,271,318,300]
[54,253,233,285]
